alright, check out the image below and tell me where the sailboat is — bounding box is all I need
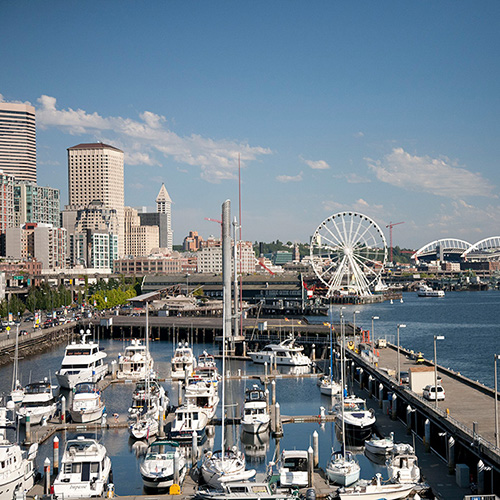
[319,323,341,397]
[325,310,360,486]
[10,326,24,404]
[129,304,163,440]
[201,281,256,488]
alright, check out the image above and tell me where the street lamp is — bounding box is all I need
[396,324,406,384]
[353,310,360,345]
[433,335,445,409]
[371,316,379,365]
[495,354,499,448]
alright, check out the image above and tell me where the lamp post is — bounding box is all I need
[353,310,360,345]
[397,324,406,384]
[371,316,379,365]
[495,354,499,448]
[433,335,445,409]
[186,273,190,296]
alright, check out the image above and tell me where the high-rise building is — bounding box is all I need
[124,207,159,257]
[0,171,15,233]
[67,143,125,255]
[155,183,173,249]
[0,103,36,182]
[14,182,60,228]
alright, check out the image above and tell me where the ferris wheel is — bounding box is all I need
[310,212,387,297]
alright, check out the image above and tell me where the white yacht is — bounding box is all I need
[318,376,341,397]
[248,336,312,367]
[69,382,105,424]
[278,449,309,488]
[52,436,112,499]
[241,385,270,434]
[0,406,38,500]
[364,433,394,455]
[140,440,186,490]
[417,284,445,297]
[334,395,376,443]
[169,403,209,442]
[337,473,415,500]
[196,480,295,500]
[17,380,57,425]
[117,339,154,380]
[56,335,108,389]
[171,342,197,380]
[184,373,219,420]
[386,452,420,484]
[201,448,255,488]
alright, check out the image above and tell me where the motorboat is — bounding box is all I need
[198,351,217,368]
[16,379,57,425]
[55,334,108,389]
[117,339,154,380]
[184,372,219,420]
[248,336,312,367]
[0,406,38,500]
[417,284,445,297]
[52,436,112,498]
[195,480,295,500]
[364,432,394,455]
[131,377,167,407]
[140,440,186,490]
[386,452,420,484]
[169,403,209,442]
[171,342,197,380]
[278,449,309,488]
[325,450,360,487]
[69,382,105,424]
[201,447,256,488]
[334,395,376,443]
[240,385,270,434]
[337,473,415,499]
[319,377,341,397]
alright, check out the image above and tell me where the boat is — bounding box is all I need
[278,449,309,488]
[198,351,217,368]
[326,312,360,486]
[334,395,376,443]
[0,405,38,500]
[117,339,154,380]
[248,336,312,367]
[52,436,112,498]
[364,432,394,455]
[240,384,270,434]
[131,377,167,406]
[386,452,420,484]
[10,328,24,404]
[337,473,415,499]
[169,402,209,442]
[69,382,105,424]
[55,333,108,389]
[201,277,255,488]
[201,448,255,488]
[16,379,57,425]
[240,429,270,462]
[184,372,219,420]
[195,480,295,500]
[319,377,341,397]
[140,439,186,490]
[417,284,445,297]
[171,342,197,381]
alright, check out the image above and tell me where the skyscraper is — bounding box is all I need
[67,142,125,255]
[0,103,36,182]
[155,183,173,250]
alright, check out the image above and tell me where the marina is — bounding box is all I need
[0,291,498,498]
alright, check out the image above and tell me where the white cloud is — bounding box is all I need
[35,94,271,183]
[276,171,303,183]
[322,198,385,216]
[354,131,364,138]
[344,173,371,184]
[301,156,330,170]
[366,147,494,198]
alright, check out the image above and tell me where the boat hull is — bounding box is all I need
[69,406,104,424]
[56,365,108,390]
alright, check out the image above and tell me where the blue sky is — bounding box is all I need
[1,1,499,248]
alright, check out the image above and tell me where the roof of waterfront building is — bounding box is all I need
[67,142,123,152]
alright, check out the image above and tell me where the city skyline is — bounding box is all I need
[1,1,499,248]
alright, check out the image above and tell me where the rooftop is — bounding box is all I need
[67,142,123,153]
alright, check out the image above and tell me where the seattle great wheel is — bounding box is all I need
[310,212,387,297]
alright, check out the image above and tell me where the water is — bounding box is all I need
[2,290,498,494]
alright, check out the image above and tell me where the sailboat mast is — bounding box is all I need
[340,311,346,459]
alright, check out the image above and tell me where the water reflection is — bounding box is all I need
[241,430,270,462]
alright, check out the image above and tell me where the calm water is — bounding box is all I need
[1,290,498,494]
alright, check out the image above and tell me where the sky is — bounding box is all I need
[1,1,499,249]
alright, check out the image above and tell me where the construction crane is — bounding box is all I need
[386,221,405,263]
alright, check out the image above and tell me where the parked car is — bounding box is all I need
[423,384,445,401]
